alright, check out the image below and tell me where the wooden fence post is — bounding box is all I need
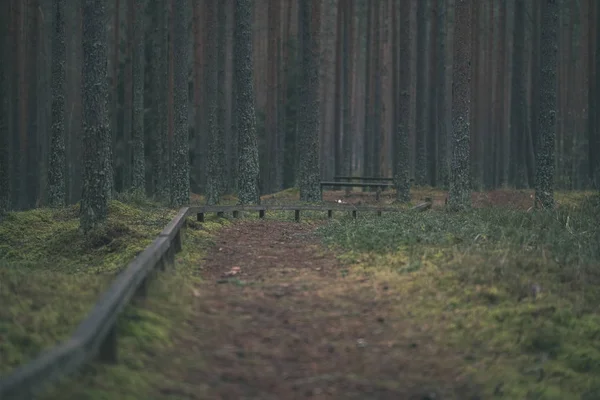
[295,209,300,222]
[98,325,118,364]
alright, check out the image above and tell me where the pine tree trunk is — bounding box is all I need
[80,0,111,232]
[393,0,411,202]
[205,0,220,205]
[170,0,190,206]
[0,0,9,214]
[535,0,558,209]
[448,0,472,210]
[131,0,146,192]
[235,0,260,205]
[415,0,430,186]
[341,0,354,181]
[298,0,322,201]
[48,0,67,207]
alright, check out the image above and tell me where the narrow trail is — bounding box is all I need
[157,220,480,400]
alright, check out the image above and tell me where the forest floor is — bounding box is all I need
[2,188,600,399]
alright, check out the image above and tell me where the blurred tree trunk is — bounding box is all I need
[535,0,558,209]
[394,0,411,202]
[131,0,146,192]
[414,0,430,186]
[297,0,321,201]
[236,0,260,204]
[341,0,354,181]
[48,0,67,207]
[0,0,9,213]
[80,0,111,232]
[205,0,220,205]
[170,0,190,206]
[448,0,472,210]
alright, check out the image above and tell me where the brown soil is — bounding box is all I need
[320,189,536,210]
[158,221,482,400]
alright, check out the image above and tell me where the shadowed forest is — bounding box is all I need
[1,0,600,399]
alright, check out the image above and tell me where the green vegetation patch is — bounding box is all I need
[0,199,177,374]
[317,193,600,399]
[40,215,229,400]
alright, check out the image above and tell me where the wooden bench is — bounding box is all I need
[320,181,394,200]
[333,176,394,183]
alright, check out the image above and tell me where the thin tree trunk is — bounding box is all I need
[48,0,67,207]
[394,0,410,202]
[0,0,9,213]
[80,0,111,232]
[535,0,558,208]
[236,0,260,204]
[170,0,190,206]
[131,0,146,192]
[448,0,472,210]
[298,0,321,201]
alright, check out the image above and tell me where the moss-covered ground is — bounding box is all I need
[2,188,599,399]
[316,190,600,399]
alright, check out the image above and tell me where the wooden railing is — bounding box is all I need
[0,202,430,399]
[0,208,189,400]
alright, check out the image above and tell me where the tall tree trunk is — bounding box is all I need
[437,0,453,189]
[592,0,600,188]
[535,0,558,209]
[131,0,146,192]
[333,0,343,177]
[171,0,190,206]
[494,0,507,188]
[511,0,528,189]
[48,0,67,207]
[414,0,430,186]
[394,0,411,202]
[216,0,227,195]
[341,0,354,181]
[80,0,111,232]
[448,0,472,210]
[298,0,321,201]
[362,1,373,179]
[148,0,169,201]
[0,0,9,213]
[111,0,120,195]
[236,0,260,204]
[205,0,220,205]
[121,0,134,192]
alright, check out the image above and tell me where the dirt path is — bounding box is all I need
[159,221,481,400]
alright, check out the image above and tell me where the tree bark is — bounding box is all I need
[535,0,558,209]
[131,0,146,192]
[448,0,472,210]
[48,0,67,207]
[298,0,321,201]
[80,0,111,232]
[236,0,260,205]
[170,0,190,206]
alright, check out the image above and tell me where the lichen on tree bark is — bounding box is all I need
[535,0,558,209]
[170,0,190,207]
[448,0,472,211]
[80,0,112,232]
[131,0,146,193]
[298,0,322,202]
[235,0,260,205]
[48,0,67,208]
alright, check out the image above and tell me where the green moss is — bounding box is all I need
[318,192,600,398]
[0,200,181,374]
[34,210,223,399]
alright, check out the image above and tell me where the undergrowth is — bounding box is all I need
[317,193,600,399]
[40,215,229,400]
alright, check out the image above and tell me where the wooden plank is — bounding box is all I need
[334,176,394,181]
[320,181,394,188]
[0,211,188,400]
[158,207,189,241]
[188,204,413,214]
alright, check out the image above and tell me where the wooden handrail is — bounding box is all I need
[0,202,432,399]
[0,208,189,400]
